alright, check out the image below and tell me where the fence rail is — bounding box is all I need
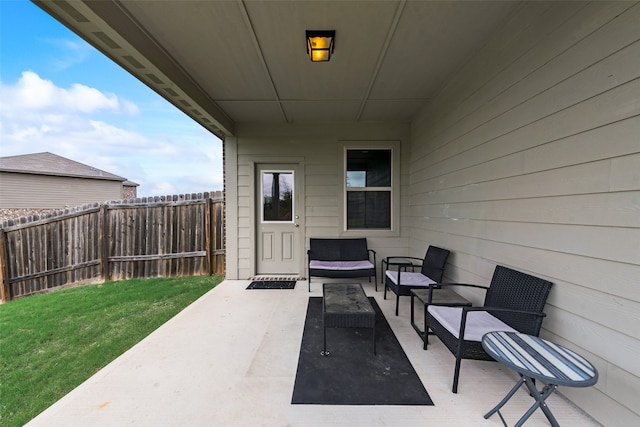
[0,192,224,302]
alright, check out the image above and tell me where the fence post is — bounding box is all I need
[210,199,225,275]
[205,196,212,275]
[0,228,9,302]
[99,204,110,281]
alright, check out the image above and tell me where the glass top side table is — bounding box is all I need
[482,331,598,427]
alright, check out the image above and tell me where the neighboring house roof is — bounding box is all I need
[0,152,131,183]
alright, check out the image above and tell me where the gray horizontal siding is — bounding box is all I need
[408,2,640,426]
[0,172,123,208]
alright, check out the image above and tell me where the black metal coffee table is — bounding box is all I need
[322,283,376,356]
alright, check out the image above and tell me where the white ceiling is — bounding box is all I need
[34,0,521,139]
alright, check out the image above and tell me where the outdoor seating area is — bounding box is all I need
[25,278,601,427]
[24,2,638,425]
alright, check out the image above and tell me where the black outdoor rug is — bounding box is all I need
[291,297,433,405]
[246,280,296,289]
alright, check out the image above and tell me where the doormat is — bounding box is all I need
[291,297,433,405]
[249,275,305,281]
[247,281,296,289]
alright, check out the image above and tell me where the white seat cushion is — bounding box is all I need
[309,260,373,270]
[427,305,517,342]
[385,270,436,287]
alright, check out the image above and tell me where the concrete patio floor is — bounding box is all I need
[26,279,601,426]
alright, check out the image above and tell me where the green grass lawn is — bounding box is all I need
[0,275,223,427]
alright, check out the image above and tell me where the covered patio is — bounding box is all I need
[31,1,640,425]
[26,280,600,426]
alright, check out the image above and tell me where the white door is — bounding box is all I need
[256,164,302,275]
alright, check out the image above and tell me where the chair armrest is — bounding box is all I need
[436,282,488,289]
[384,256,422,265]
[422,283,488,305]
[462,306,547,317]
[459,306,547,340]
[383,257,421,272]
[433,283,489,291]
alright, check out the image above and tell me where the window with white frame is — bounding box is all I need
[345,148,392,230]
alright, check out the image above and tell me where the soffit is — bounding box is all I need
[33,0,520,138]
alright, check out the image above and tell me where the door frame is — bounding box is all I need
[249,158,305,277]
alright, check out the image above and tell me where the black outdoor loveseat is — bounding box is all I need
[307,238,377,292]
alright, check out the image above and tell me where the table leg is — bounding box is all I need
[322,324,329,356]
[485,376,560,427]
[517,379,559,427]
[484,376,526,421]
[410,294,418,334]
[372,325,376,355]
[422,302,429,349]
[410,294,428,349]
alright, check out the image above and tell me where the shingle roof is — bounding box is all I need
[0,152,127,182]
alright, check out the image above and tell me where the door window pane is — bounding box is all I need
[262,172,293,222]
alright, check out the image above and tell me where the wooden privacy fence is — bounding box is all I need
[0,192,224,302]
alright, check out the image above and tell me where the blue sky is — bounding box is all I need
[0,0,223,196]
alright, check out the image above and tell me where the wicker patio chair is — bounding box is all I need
[425,265,553,393]
[382,245,450,315]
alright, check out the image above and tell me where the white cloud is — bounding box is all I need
[121,99,140,115]
[44,38,93,71]
[150,182,177,195]
[0,71,222,196]
[1,71,135,114]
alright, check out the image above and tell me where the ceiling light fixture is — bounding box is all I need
[306,30,335,62]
